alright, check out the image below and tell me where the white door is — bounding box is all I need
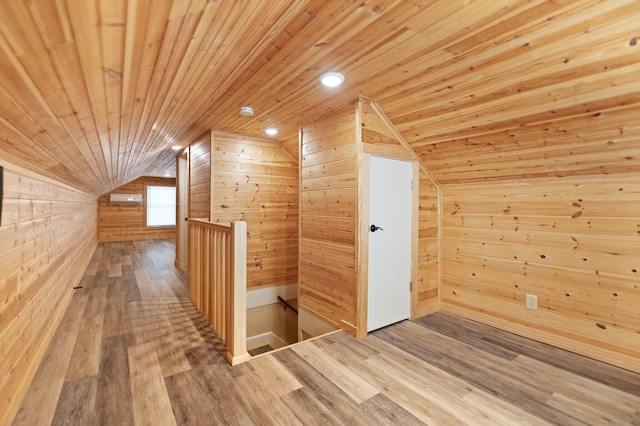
[367,156,412,332]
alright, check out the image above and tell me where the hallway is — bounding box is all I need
[14,240,640,425]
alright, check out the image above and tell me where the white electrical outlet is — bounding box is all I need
[525,294,538,310]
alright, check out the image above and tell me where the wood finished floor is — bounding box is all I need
[15,240,640,425]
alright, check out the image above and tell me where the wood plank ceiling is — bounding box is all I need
[0,0,638,195]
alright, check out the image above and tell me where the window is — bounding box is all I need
[146,185,176,227]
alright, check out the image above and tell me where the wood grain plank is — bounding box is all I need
[65,287,106,381]
[164,370,217,426]
[233,365,302,426]
[273,349,382,425]
[128,342,177,426]
[292,341,378,403]
[95,335,134,426]
[51,376,98,426]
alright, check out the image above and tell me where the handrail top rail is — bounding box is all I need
[188,218,234,232]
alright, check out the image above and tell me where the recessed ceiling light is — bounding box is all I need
[171,145,182,150]
[239,106,254,116]
[319,72,344,87]
[265,127,278,136]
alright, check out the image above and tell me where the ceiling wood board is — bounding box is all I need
[0,0,638,194]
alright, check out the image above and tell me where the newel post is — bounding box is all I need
[226,221,250,365]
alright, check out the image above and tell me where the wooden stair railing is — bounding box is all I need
[188,219,250,365]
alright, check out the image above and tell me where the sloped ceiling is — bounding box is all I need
[0,0,638,195]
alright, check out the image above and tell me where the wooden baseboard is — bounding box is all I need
[298,305,340,339]
[226,351,251,366]
[340,320,358,337]
[413,302,440,320]
[442,303,640,374]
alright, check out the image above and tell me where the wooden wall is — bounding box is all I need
[299,99,440,336]
[209,131,298,289]
[98,176,176,242]
[299,108,358,331]
[279,135,299,161]
[0,159,97,424]
[189,133,211,219]
[441,174,640,372]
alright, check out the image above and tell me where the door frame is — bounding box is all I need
[175,151,189,271]
[356,152,419,337]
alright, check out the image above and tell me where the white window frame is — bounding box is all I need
[145,185,176,228]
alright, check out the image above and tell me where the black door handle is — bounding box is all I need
[370,224,385,232]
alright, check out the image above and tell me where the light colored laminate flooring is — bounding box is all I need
[14,240,640,425]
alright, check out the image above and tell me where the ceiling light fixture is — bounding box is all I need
[239,106,254,116]
[265,127,279,136]
[319,72,345,87]
[171,145,182,150]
